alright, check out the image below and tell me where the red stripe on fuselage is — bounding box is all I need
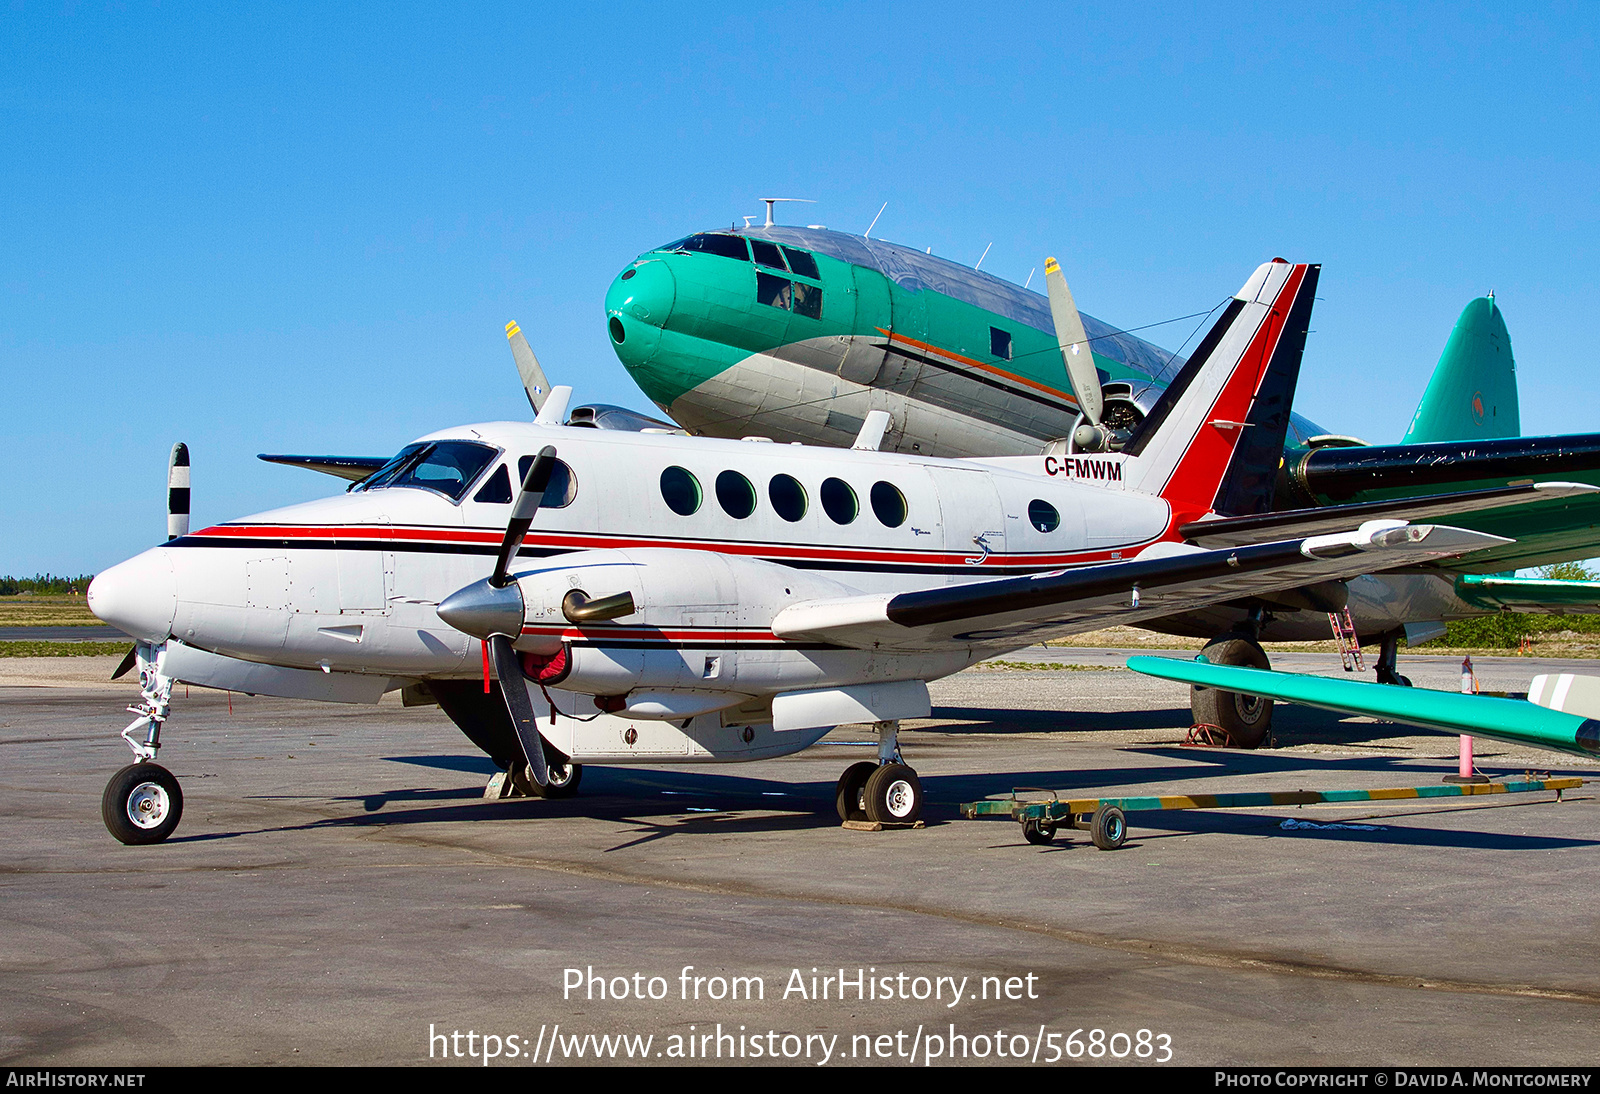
[185,522,1164,570]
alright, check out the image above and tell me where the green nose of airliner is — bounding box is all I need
[605,258,675,372]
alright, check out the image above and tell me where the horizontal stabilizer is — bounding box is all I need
[1455,574,1600,615]
[1127,656,1600,760]
[258,454,389,482]
[1180,481,1597,548]
[772,522,1509,650]
[1284,431,1600,506]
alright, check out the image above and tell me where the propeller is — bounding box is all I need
[1044,257,1107,451]
[167,442,190,540]
[506,321,553,414]
[438,446,559,786]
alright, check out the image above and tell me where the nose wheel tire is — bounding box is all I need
[864,762,922,824]
[835,761,877,822]
[532,757,583,799]
[102,763,183,845]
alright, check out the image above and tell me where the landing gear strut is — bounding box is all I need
[834,720,923,824]
[102,643,184,844]
[1374,631,1413,687]
[1190,621,1274,749]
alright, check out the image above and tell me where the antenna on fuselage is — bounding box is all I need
[975,242,992,270]
[864,202,887,238]
[759,197,816,227]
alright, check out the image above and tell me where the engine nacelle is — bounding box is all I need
[508,548,968,703]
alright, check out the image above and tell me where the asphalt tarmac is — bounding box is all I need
[3,651,1599,1068]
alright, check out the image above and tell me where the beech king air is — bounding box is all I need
[89,260,1586,845]
[604,221,1600,741]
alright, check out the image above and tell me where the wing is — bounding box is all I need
[772,522,1508,650]
[257,454,390,482]
[1127,656,1600,760]
[1455,574,1600,614]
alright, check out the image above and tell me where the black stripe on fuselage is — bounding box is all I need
[164,533,1082,578]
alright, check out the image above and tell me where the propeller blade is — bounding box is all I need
[491,446,557,587]
[1044,257,1104,437]
[485,634,550,787]
[167,442,190,540]
[111,645,139,680]
[506,321,552,414]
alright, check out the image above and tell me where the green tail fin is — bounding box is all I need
[1402,296,1519,444]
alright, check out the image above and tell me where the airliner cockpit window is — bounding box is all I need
[780,247,820,280]
[363,440,498,503]
[358,443,428,491]
[679,234,751,261]
[750,239,787,270]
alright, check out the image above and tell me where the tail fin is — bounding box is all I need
[1401,296,1519,444]
[1121,259,1320,523]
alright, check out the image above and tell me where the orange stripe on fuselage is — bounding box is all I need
[875,328,1080,407]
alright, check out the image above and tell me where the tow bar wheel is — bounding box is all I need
[1090,804,1127,851]
[102,763,183,845]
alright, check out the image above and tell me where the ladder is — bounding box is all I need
[1327,609,1365,672]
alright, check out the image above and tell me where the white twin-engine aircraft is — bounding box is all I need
[87,260,1533,844]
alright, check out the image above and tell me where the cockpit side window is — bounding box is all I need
[374,441,498,502]
[780,246,820,280]
[756,272,793,310]
[516,455,578,508]
[750,239,787,271]
[679,233,750,261]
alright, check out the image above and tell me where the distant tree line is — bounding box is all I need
[0,574,95,595]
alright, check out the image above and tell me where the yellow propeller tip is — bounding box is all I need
[505,321,520,338]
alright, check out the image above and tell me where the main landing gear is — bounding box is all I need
[1374,631,1413,688]
[1189,631,1274,749]
[102,643,184,844]
[834,720,924,825]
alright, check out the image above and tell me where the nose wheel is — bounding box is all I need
[102,762,183,844]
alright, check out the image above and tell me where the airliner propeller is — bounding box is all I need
[1044,257,1108,452]
[437,445,635,787]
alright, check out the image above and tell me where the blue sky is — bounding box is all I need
[4,2,1597,575]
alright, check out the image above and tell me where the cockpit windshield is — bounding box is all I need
[355,440,498,503]
[654,233,750,261]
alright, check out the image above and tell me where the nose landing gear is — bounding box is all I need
[103,643,184,844]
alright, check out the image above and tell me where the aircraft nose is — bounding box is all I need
[87,548,178,643]
[605,259,674,367]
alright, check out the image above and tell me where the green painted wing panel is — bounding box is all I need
[1126,655,1600,759]
[1455,574,1600,614]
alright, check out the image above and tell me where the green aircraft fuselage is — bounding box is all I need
[605,225,1600,576]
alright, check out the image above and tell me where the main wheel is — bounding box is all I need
[864,763,923,824]
[102,763,183,845]
[835,761,877,822]
[1190,634,1273,748]
[1022,818,1057,845]
[1090,805,1127,851]
[531,754,583,799]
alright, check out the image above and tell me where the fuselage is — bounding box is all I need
[91,422,1184,695]
[605,225,1330,459]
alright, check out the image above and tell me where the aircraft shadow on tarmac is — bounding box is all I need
[156,741,1600,855]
